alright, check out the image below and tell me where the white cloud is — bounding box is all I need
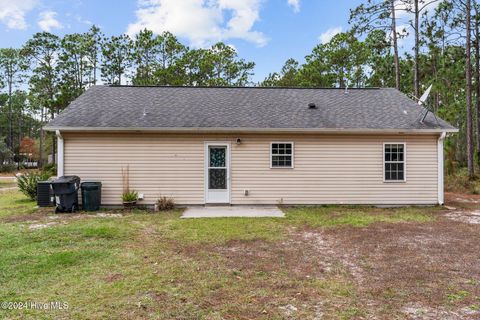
[395,0,440,20]
[287,0,300,13]
[318,26,342,44]
[126,0,267,47]
[76,15,92,26]
[0,0,38,30]
[392,0,440,51]
[395,0,412,19]
[37,10,62,32]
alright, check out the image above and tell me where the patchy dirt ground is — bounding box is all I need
[445,192,480,208]
[2,193,479,319]
[0,208,124,224]
[209,225,479,317]
[170,197,480,319]
[444,192,480,223]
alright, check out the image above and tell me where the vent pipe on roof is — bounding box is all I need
[308,103,316,109]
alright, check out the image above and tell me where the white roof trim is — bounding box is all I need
[44,126,458,134]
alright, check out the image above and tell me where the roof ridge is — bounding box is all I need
[104,85,383,90]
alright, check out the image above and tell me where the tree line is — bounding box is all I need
[0,28,255,168]
[0,0,478,179]
[263,0,480,178]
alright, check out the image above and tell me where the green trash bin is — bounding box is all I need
[81,182,102,211]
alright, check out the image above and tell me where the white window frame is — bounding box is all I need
[270,142,294,169]
[383,142,407,183]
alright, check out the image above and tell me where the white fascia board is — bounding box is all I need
[43,126,459,134]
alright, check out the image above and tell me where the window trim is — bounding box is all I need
[383,142,407,183]
[270,142,295,169]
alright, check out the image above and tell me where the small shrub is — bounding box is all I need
[472,185,480,195]
[121,190,138,202]
[445,168,480,194]
[0,138,13,165]
[42,163,57,174]
[156,196,175,211]
[0,163,16,173]
[120,165,138,203]
[17,171,52,200]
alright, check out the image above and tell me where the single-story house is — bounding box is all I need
[44,86,457,206]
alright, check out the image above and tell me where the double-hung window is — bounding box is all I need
[384,143,406,182]
[271,142,294,168]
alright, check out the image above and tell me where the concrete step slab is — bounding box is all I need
[181,206,285,218]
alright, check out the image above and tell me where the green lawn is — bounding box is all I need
[283,205,435,227]
[1,190,474,319]
[0,179,16,189]
[0,190,37,219]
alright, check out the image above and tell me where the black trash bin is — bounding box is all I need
[81,182,102,211]
[51,176,80,213]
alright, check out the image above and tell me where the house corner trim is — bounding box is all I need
[437,132,446,205]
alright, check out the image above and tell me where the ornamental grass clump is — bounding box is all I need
[122,190,138,202]
[17,170,53,200]
[156,196,175,211]
[121,165,138,207]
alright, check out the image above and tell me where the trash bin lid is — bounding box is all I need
[51,175,80,184]
[81,181,102,190]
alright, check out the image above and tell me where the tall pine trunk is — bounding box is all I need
[466,0,475,178]
[93,54,97,85]
[38,107,44,168]
[391,0,401,90]
[18,107,22,165]
[475,5,480,162]
[7,74,13,153]
[414,0,420,98]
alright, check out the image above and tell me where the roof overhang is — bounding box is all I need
[44,126,459,134]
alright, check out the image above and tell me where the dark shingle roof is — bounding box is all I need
[45,85,456,132]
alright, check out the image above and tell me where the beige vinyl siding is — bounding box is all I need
[63,133,439,205]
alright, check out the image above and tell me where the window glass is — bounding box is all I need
[209,147,226,167]
[209,169,226,189]
[384,143,405,181]
[271,143,293,168]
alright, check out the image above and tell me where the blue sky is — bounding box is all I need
[0,0,380,82]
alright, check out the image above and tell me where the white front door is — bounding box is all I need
[205,143,230,204]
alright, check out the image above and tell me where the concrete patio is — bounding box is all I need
[181,206,285,218]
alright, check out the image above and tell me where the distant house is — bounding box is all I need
[45,86,457,206]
